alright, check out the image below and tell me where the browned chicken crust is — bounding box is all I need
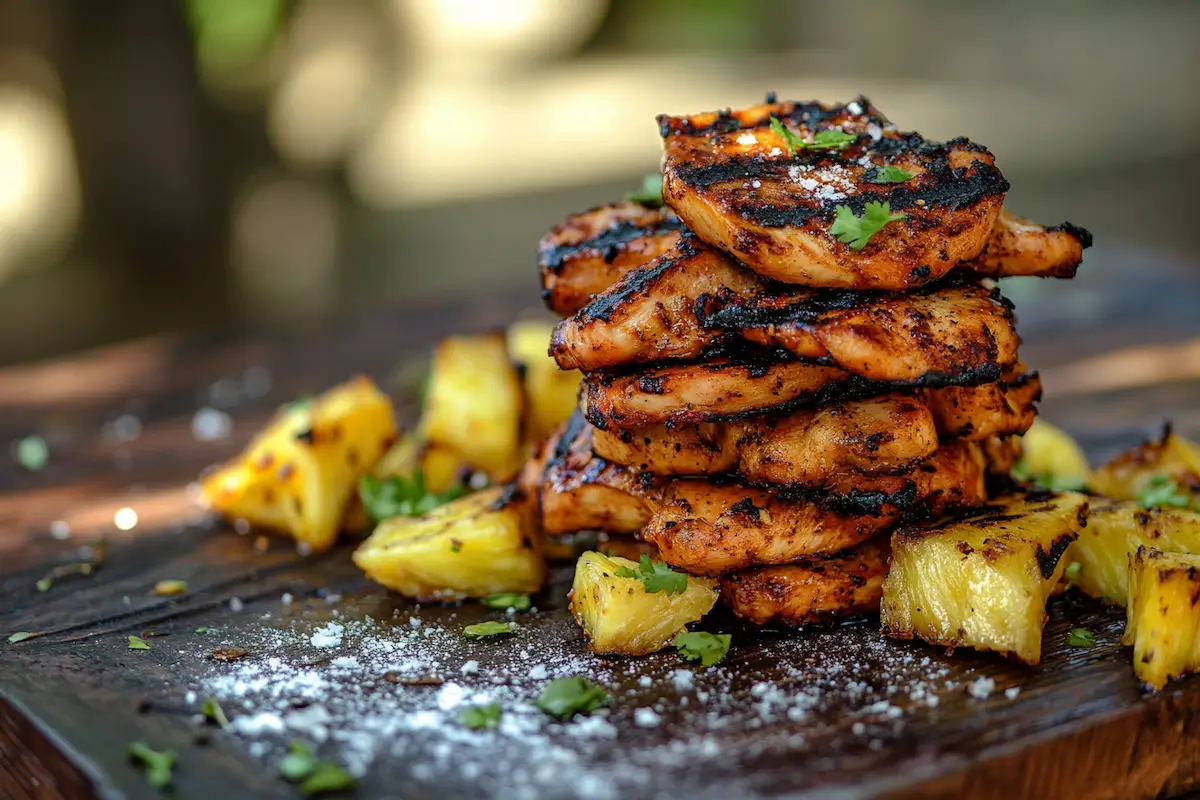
[720,538,889,626]
[538,202,684,316]
[590,369,1040,486]
[531,414,994,574]
[659,96,1007,289]
[970,209,1091,280]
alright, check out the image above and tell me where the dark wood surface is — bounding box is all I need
[3,245,1200,800]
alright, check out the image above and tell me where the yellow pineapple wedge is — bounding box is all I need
[569,551,718,656]
[1067,500,1200,605]
[507,320,581,443]
[1125,546,1200,690]
[201,377,398,552]
[1013,418,1091,490]
[881,491,1089,665]
[1089,427,1200,503]
[353,485,545,601]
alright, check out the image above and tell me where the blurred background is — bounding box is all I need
[0,0,1197,367]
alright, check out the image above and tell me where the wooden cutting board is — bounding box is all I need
[3,246,1200,800]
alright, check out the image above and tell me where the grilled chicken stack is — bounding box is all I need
[525,96,1091,626]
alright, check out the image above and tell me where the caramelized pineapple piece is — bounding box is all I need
[882,491,1089,664]
[1068,500,1200,605]
[1089,427,1200,503]
[353,486,545,601]
[424,333,525,480]
[201,377,397,551]
[569,551,718,656]
[508,320,581,442]
[1125,546,1200,690]
[1013,418,1090,490]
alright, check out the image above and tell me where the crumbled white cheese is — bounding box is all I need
[736,132,758,146]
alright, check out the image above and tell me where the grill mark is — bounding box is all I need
[547,411,588,473]
[1045,221,1094,249]
[539,214,685,272]
[576,238,700,323]
[657,96,884,139]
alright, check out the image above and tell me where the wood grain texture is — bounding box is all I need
[2,252,1200,800]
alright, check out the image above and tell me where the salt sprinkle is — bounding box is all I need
[671,670,694,692]
[967,677,995,700]
[736,132,757,146]
[229,597,245,612]
[1005,687,1021,700]
[281,593,293,605]
[310,622,344,648]
[461,660,480,676]
[634,708,661,728]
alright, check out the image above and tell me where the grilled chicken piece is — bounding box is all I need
[659,96,1008,289]
[591,369,1039,485]
[720,538,889,626]
[581,345,1014,430]
[970,209,1091,279]
[552,240,1019,382]
[533,414,991,574]
[538,202,684,316]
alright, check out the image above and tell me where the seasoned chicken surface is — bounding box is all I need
[552,239,1020,383]
[721,538,889,626]
[581,346,1013,430]
[591,369,1040,485]
[659,96,1008,289]
[538,202,683,316]
[531,415,993,574]
[970,209,1091,280]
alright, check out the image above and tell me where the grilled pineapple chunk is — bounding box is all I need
[1068,501,1200,605]
[1089,427,1200,503]
[201,377,397,551]
[508,320,580,442]
[353,485,545,600]
[881,491,1088,664]
[569,551,718,656]
[1125,546,1200,690]
[424,333,524,480]
[343,432,468,533]
[1014,418,1090,490]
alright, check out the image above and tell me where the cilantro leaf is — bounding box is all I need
[480,593,531,611]
[128,635,151,650]
[806,129,858,149]
[8,631,43,644]
[673,631,731,667]
[1137,475,1193,510]
[768,116,805,156]
[536,677,610,720]
[1064,562,1082,583]
[128,742,175,789]
[625,173,664,207]
[358,471,467,523]
[459,703,503,730]
[1010,460,1086,492]
[614,554,688,595]
[865,165,914,183]
[200,697,229,728]
[1066,627,1096,648]
[829,201,907,251]
[462,621,516,640]
[13,435,48,472]
[279,740,356,796]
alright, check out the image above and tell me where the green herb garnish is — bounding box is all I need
[279,740,356,796]
[358,471,466,523]
[536,677,610,721]
[459,703,503,730]
[129,635,151,650]
[128,742,175,789]
[769,116,806,156]
[769,117,856,155]
[200,697,229,728]
[462,621,516,640]
[1066,627,1096,648]
[673,631,732,667]
[1064,562,1082,583]
[615,554,688,595]
[1137,475,1193,510]
[829,201,907,251]
[625,173,664,207]
[1010,461,1086,492]
[865,165,914,183]
[13,435,49,472]
[8,631,43,644]
[480,593,531,611]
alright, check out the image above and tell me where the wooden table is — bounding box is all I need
[3,245,1200,800]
